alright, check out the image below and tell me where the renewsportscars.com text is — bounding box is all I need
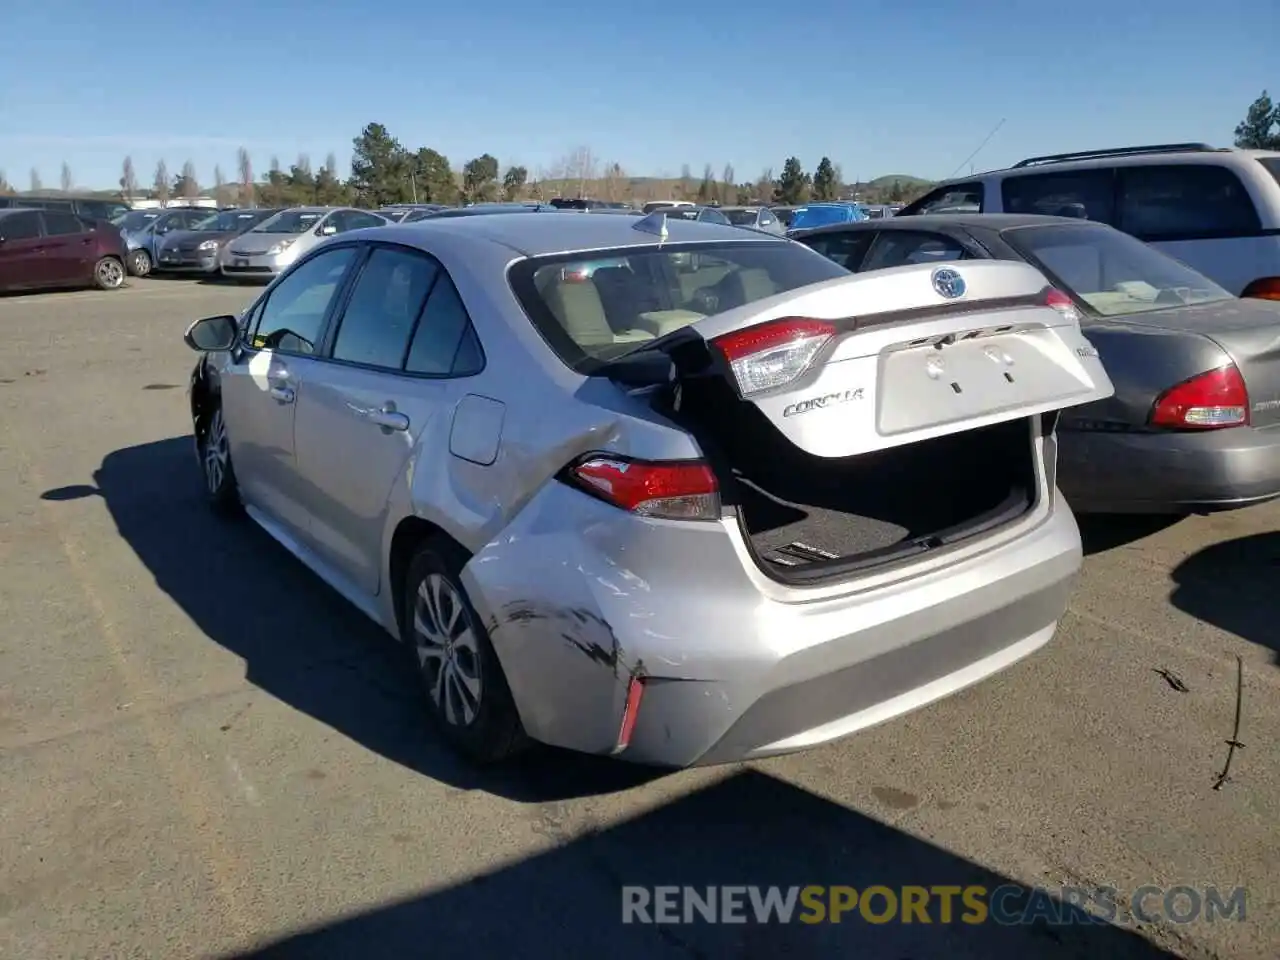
[621,884,1247,927]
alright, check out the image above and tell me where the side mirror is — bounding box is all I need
[318,223,337,237]
[184,315,239,352]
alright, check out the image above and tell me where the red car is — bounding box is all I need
[0,207,127,294]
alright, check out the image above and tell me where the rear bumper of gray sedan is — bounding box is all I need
[1058,424,1280,513]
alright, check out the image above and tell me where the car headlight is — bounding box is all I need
[197,239,218,252]
[266,238,297,256]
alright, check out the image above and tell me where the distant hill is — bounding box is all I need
[865,174,935,190]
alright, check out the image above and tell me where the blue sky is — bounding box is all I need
[1,0,1275,191]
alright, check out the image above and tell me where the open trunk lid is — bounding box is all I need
[645,259,1114,458]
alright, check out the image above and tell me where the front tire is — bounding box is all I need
[199,405,240,515]
[128,249,152,277]
[403,539,524,764]
[93,256,125,290]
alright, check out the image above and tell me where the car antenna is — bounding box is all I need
[632,211,669,243]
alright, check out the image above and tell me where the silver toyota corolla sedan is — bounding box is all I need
[183,212,1113,767]
[219,206,389,281]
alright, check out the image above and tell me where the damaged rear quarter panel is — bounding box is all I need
[461,480,767,757]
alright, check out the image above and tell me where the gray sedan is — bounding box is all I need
[182,212,1110,767]
[792,213,1280,513]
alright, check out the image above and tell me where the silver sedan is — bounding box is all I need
[183,212,1112,767]
[219,206,390,281]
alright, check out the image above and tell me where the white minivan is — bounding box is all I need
[899,143,1280,301]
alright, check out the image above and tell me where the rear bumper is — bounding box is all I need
[1058,424,1280,513]
[463,482,1081,768]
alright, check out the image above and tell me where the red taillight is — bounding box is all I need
[566,455,720,520]
[1150,364,1249,430]
[712,317,837,397]
[1041,287,1082,321]
[1241,277,1280,301]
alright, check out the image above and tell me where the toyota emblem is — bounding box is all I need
[931,267,966,299]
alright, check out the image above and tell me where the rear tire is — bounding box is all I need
[198,404,241,515]
[93,256,125,290]
[403,539,524,764]
[128,249,152,277]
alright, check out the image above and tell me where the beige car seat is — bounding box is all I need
[543,277,654,348]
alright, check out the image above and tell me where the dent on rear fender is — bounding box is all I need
[460,496,653,754]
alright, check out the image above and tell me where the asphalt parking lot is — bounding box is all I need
[1,277,1277,960]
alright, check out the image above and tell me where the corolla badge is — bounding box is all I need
[931,267,966,299]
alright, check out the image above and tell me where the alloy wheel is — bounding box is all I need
[97,258,124,289]
[130,250,151,277]
[413,573,484,726]
[204,408,229,494]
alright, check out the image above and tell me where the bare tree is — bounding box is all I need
[563,146,597,198]
[722,163,735,201]
[154,160,170,204]
[180,160,199,198]
[296,154,312,177]
[542,160,567,199]
[120,156,138,199]
[602,161,626,201]
[755,167,774,204]
[324,152,338,176]
[678,164,694,200]
[832,163,845,198]
[0,170,8,194]
[60,162,73,193]
[213,165,229,206]
[29,168,42,193]
[237,146,254,207]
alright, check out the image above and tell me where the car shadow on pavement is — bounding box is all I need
[48,436,663,803]
[1169,531,1280,669]
[219,768,1183,960]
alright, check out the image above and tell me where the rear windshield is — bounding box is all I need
[510,241,849,372]
[724,209,759,225]
[1258,157,1280,189]
[1002,223,1234,317]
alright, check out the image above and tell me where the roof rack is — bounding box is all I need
[1011,143,1221,168]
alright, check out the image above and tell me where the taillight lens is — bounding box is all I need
[1041,287,1082,322]
[712,317,837,398]
[1149,364,1249,430]
[565,455,721,521]
[1241,277,1280,301]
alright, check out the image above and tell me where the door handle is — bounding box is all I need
[348,402,409,432]
[269,384,295,403]
[366,407,410,431]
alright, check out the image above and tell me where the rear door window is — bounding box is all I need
[329,247,438,369]
[42,211,86,236]
[0,211,42,240]
[899,182,984,215]
[1258,157,1280,189]
[1116,164,1262,240]
[1001,169,1115,222]
[860,230,969,272]
[404,272,485,376]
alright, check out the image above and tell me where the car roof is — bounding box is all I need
[378,211,780,257]
[793,212,1094,235]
